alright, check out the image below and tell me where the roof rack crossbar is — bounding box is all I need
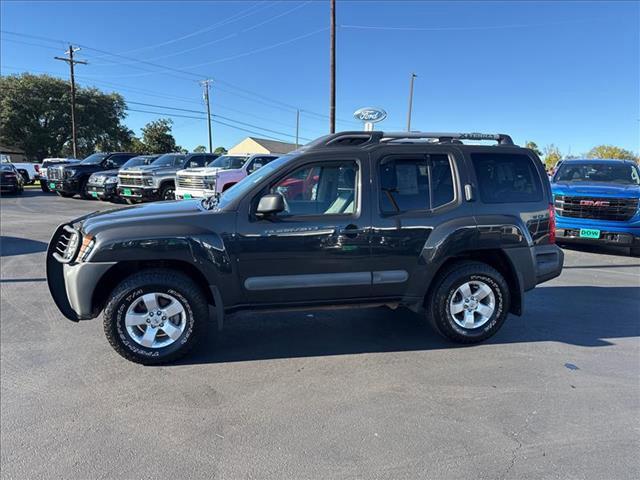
[307,131,515,149]
[380,132,514,145]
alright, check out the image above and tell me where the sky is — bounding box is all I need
[1,0,638,155]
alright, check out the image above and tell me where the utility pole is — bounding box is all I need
[329,0,336,133]
[55,45,87,158]
[200,80,214,153]
[407,72,417,132]
[295,109,300,149]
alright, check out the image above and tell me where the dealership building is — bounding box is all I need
[227,137,297,156]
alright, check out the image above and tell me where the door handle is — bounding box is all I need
[338,224,364,238]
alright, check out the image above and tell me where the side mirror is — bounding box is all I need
[189,161,199,168]
[249,163,263,173]
[256,193,285,216]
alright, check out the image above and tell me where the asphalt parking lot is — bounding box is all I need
[1,189,639,480]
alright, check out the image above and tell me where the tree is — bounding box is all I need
[214,146,228,155]
[586,145,639,162]
[193,145,207,153]
[543,144,562,169]
[524,141,542,157]
[140,118,177,153]
[0,73,131,160]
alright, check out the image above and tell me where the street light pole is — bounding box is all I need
[407,72,417,132]
[329,0,336,133]
[200,80,214,153]
[295,109,300,149]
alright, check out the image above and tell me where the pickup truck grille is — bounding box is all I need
[47,167,63,181]
[554,195,639,222]
[177,175,205,189]
[118,175,145,187]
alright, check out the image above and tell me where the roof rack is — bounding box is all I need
[313,131,515,149]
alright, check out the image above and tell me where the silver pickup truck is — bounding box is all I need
[117,153,218,202]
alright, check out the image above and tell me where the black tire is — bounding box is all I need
[56,191,75,198]
[79,179,93,200]
[41,182,50,192]
[159,183,175,201]
[103,269,208,365]
[18,170,29,184]
[427,261,510,344]
[630,246,640,257]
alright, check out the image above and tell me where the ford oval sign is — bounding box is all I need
[353,107,387,123]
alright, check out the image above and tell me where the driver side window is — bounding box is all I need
[271,161,358,216]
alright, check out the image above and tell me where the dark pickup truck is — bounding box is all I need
[47,152,138,199]
[47,131,563,364]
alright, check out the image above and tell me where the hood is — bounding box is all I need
[55,163,104,173]
[552,182,640,197]
[94,169,119,177]
[122,164,177,175]
[178,167,225,176]
[78,200,209,236]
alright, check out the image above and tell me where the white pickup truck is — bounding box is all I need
[175,154,278,199]
[0,154,41,184]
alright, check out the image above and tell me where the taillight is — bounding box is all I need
[4,173,16,178]
[548,203,556,244]
[35,165,40,172]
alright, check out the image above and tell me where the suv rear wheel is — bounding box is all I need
[103,269,208,364]
[427,262,509,344]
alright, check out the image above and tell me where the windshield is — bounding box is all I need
[554,162,640,185]
[80,153,108,165]
[208,155,248,170]
[122,156,157,168]
[151,154,186,167]
[214,154,297,209]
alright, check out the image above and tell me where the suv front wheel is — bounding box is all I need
[103,269,208,364]
[428,262,510,344]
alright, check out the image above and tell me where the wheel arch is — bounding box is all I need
[91,260,215,317]
[423,248,523,316]
[221,181,237,192]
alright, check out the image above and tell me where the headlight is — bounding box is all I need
[143,176,154,186]
[79,235,95,261]
[105,176,117,184]
[65,169,77,178]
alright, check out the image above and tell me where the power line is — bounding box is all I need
[126,100,312,141]
[126,108,296,143]
[340,18,595,32]
[90,1,312,66]
[2,29,360,126]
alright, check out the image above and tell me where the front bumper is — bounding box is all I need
[46,224,115,321]
[556,216,640,247]
[0,180,19,191]
[117,186,159,201]
[48,179,80,194]
[87,183,118,200]
[175,187,214,199]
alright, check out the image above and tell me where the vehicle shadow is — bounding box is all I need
[0,236,48,257]
[172,286,640,366]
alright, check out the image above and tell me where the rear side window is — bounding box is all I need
[379,154,455,213]
[471,153,542,203]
